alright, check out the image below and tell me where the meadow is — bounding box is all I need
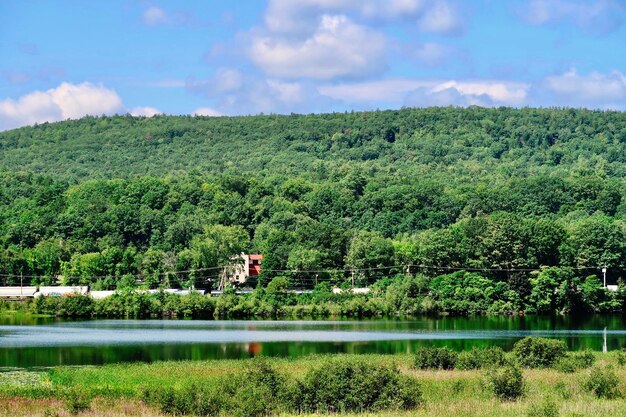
[1,338,626,416]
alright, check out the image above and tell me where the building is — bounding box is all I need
[230,254,263,284]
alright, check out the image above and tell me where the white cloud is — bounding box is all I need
[192,107,223,117]
[266,80,308,103]
[542,69,626,107]
[263,0,464,35]
[248,0,464,81]
[143,6,169,26]
[433,80,528,105]
[319,78,529,106]
[405,86,495,107]
[187,70,338,115]
[186,68,244,98]
[320,79,431,102]
[412,42,453,67]
[264,0,349,36]
[517,0,625,34]
[319,72,626,110]
[0,82,123,130]
[360,0,428,20]
[416,0,463,35]
[213,68,244,92]
[250,14,387,80]
[130,106,161,117]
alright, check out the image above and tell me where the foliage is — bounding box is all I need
[32,295,94,317]
[298,357,422,413]
[414,347,458,370]
[583,366,622,399]
[142,384,223,416]
[526,398,559,417]
[2,108,626,316]
[59,387,92,415]
[456,347,506,370]
[553,350,596,373]
[486,364,525,401]
[140,357,421,416]
[512,337,567,368]
[226,359,288,417]
[429,271,517,315]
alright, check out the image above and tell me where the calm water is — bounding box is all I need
[1,315,626,368]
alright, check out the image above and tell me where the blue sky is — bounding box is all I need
[1,0,625,130]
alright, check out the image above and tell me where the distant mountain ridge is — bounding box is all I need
[1,107,625,182]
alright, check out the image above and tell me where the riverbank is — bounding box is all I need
[3,268,626,321]
[2,345,626,416]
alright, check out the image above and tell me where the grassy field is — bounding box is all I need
[0,352,625,416]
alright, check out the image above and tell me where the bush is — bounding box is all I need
[553,351,595,373]
[616,349,626,366]
[553,356,579,373]
[456,347,506,370]
[142,383,224,416]
[226,359,288,417]
[573,350,596,368]
[486,365,524,401]
[414,347,458,370]
[512,337,567,368]
[299,357,422,413]
[583,366,621,399]
[526,398,559,417]
[32,295,94,317]
[60,388,92,415]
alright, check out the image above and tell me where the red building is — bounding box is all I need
[248,254,263,277]
[231,253,263,284]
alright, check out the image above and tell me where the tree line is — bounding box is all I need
[1,107,626,314]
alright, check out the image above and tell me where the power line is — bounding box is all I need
[0,263,608,282]
[0,266,225,281]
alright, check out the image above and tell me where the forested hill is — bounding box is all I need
[1,107,626,181]
[3,107,626,305]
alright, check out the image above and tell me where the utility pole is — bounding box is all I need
[20,272,23,296]
[602,267,608,288]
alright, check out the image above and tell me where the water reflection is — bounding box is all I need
[1,315,625,368]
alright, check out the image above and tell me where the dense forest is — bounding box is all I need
[2,107,626,314]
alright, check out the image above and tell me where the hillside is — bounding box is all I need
[2,108,626,181]
[2,107,626,305]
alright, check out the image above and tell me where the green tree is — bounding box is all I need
[345,231,395,286]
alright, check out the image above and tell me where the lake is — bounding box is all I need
[1,315,625,368]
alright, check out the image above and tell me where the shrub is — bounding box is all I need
[553,351,595,373]
[583,366,621,399]
[456,347,506,370]
[553,356,579,373]
[573,350,596,368]
[32,295,94,317]
[486,365,524,401]
[60,388,92,415]
[226,359,288,417]
[616,349,626,366]
[142,383,223,416]
[414,347,458,370]
[512,337,567,368]
[299,357,422,413]
[554,381,572,400]
[526,398,559,417]
[141,386,182,415]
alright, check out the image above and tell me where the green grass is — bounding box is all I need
[1,353,626,416]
